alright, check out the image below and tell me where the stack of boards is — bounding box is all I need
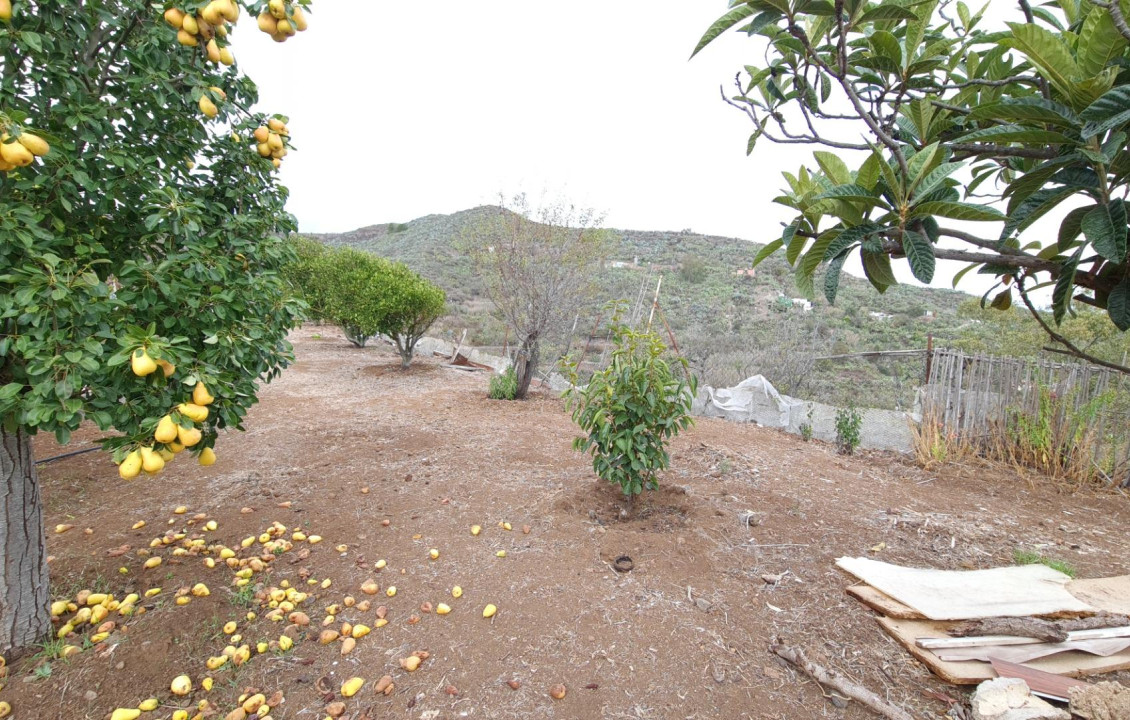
[837,557,1130,685]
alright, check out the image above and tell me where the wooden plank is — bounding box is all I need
[877,617,1130,686]
[836,557,1095,620]
[990,658,1088,703]
[918,626,1130,650]
[846,584,925,620]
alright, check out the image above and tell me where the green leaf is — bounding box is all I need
[901,229,936,283]
[1108,277,1130,331]
[796,230,838,297]
[812,184,888,208]
[751,238,784,268]
[823,250,849,304]
[785,222,808,265]
[862,249,898,290]
[989,289,1013,310]
[953,125,1076,145]
[1052,249,1082,325]
[691,5,756,58]
[868,30,902,66]
[1080,86,1130,139]
[951,262,981,289]
[823,222,884,261]
[1001,22,1081,99]
[910,200,1005,222]
[1081,201,1128,262]
[1002,186,1080,239]
[1077,7,1128,79]
[966,97,1081,129]
[1057,205,1091,250]
[857,5,920,23]
[813,150,852,185]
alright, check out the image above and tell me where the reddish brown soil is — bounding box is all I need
[7,325,1130,720]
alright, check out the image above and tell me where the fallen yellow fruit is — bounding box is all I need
[202,677,213,691]
[386,586,397,597]
[429,548,439,560]
[436,603,451,615]
[191,583,210,597]
[278,635,293,651]
[205,655,227,670]
[144,557,162,569]
[471,525,481,536]
[483,604,497,618]
[341,677,364,697]
[138,698,159,711]
[496,550,507,558]
[171,674,192,696]
[110,709,141,720]
[452,586,462,598]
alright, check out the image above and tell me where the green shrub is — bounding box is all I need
[488,366,518,400]
[834,404,862,455]
[566,309,696,505]
[282,241,445,363]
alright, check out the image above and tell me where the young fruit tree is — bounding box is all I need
[0,0,312,653]
[565,306,697,509]
[696,0,1130,372]
[287,244,446,361]
[468,195,609,399]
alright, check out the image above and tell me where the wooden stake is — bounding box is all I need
[646,276,662,332]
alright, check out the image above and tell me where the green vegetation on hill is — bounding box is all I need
[310,207,1130,410]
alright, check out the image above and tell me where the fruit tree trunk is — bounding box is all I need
[514,335,539,400]
[0,427,50,654]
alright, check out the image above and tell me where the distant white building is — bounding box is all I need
[868,311,894,321]
[791,299,813,313]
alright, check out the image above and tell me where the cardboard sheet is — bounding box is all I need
[837,557,1095,620]
[877,617,1130,685]
[1068,576,1130,615]
[934,638,1130,663]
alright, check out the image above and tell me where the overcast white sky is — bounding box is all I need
[233,1,1035,300]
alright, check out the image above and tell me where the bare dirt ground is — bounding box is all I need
[8,325,1130,720]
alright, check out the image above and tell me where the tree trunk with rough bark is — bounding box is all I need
[0,427,51,654]
[514,335,539,400]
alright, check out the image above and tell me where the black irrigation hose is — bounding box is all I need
[34,446,100,465]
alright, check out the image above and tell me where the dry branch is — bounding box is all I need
[771,639,918,720]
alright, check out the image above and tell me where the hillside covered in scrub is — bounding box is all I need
[309,207,1130,410]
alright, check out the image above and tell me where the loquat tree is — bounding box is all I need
[0,0,312,652]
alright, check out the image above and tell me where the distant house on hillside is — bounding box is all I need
[734,267,756,278]
[791,298,813,313]
[608,256,640,269]
[868,311,894,321]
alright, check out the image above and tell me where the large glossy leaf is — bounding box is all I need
[858,5,921,23]
[796,230,838,297]
[910,201,1005,222]
[1002,186,1080,239]
[901,229,936,283]
[813,151,853,185]
[691,5,756,58]
[813,184,889,209]
[1077,7,1128,79]
[862,249,898,290]
[1001,23,1080,100]
[823,250,849,304]
[1052,248,1083,325]
[785,221,808,265]
[1080,86,1130,139]
[822,222,884,261]
[966,97,1081,129]
[1082,200,1128,262]
[750,238,784,269]
[953,125,1077,145]
[1057,205,1091,251]
[1108,278,1130,331]
[868,30,902,66]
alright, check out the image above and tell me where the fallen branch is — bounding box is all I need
[771,639,919,720]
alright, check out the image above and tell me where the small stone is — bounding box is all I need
[695,598,712,612]
[507,679,521,690]
[761,573,782,584]
[970,678,1070,720]
[84,690,98,702]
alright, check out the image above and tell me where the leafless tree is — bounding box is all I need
[467,194,609,399]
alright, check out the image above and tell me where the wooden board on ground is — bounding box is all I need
[876,617,1130,685]
[837,557,1095,620]
[989,657,1089,703]
[1069,576,1130,615]
[846,584,925,620]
